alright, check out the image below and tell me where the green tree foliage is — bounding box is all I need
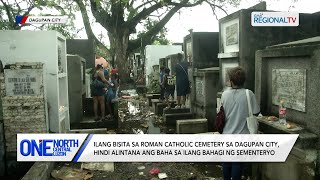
[0,0,78,38]
[75,0,239,76]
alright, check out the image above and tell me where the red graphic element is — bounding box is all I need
[21,16,28,24]
[39,139,42,143]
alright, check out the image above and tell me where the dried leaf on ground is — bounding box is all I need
[51,167,90,180]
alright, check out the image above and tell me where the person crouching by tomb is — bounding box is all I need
[111,68,120,97]
[159,66,165,101]
[174,53,190,109]
[104,73,118,119]
[91,64,110,121]
[163,68,175,110]
[221,66,260,180]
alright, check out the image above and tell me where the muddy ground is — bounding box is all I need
[50,89,223,180]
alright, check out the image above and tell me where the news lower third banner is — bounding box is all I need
[17,134,298,162]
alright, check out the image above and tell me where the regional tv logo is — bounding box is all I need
[15,16,67,25]
[251,12,299,26]
[17,134,87,161]
[20,139,79,156]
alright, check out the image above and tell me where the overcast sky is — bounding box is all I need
[23,0,318,45]
[73,0,319,46]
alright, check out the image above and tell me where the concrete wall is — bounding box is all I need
[0,122,5,176]
[184,32,219,69]
[255,39,320,179]
[67,55,84,125]
[218,4,320,92]
[191,67,220,131]
[259,148,318,180]
[256,42,320,139]
[66,39,95,69]
[1,63,47,153]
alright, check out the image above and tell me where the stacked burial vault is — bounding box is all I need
[254,37,320,180]
[160,1,320,161]
[215,1,320,179]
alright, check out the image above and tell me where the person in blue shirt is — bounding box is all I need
[104,71,118,119]
[174,54,190,108]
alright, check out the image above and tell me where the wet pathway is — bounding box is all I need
[50,89,224,180]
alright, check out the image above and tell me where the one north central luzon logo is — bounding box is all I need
[20,139,79,156]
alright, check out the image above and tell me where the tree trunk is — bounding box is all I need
[108,30,130,84]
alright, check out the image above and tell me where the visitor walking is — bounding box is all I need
[163,68,175,110]
[174,53,190,108]
[220,67,260,180]
[91,64,110,121]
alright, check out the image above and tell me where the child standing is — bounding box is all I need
[163,68,175,110]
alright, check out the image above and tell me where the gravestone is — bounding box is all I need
[166,53,183,73]
[66,39,95,69]
[163,108,190,116]
[146,93,160,106]
[183,32,219,69]
[191,67,220,131]
[255,36,320,180]
[176,119,208,134]
[164,112,194,127]
[218,1,320,91]
[159,58,168,69]
[67,55,85,126]
[156,103,177,116]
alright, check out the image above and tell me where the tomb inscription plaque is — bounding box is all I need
[226,23,239,46]
[195,78,204,97]
[271,69,306,112]
[4,69,43,96]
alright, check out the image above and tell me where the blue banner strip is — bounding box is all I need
[73,134,93,162]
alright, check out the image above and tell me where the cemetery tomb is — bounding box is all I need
[183,32,219,70]
[255,36,320,180]
[191,67,220,131]
[66,39,95,69]
[147,65,161,93]
[0,30,70,133]
[166,53,183,74]
[67,55,86,128]
[156,102,177,116]
[0,63,48,176]
[159,58,168,69]
[218,1,320,91]
[144,45,182,85]
[176,119,208,134]
[164,112,195,127]
[146,93,161,106]
[186,66,193,108]
[163,108,191,117]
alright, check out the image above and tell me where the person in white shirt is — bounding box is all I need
[221,66,260,180]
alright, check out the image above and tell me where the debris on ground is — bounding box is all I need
[149,167,161,175]
[158,172,168,179]
[137,166,145,170]
[50,89,223,179]
[141,123,149,128]
[106,130,116,134]
[51,167,91,180]
[81,163,114,172]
